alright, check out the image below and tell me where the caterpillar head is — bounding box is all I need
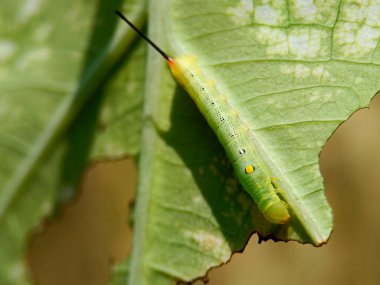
[168,54,202,87]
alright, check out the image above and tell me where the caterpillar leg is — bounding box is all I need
[271,177,280,187]
[261,177,290,224]
[275,188,286,196]
[271,178,286,196]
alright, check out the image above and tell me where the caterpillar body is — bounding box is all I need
[116,11,290,224]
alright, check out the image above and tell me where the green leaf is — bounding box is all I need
[91,41,146,159]
[0,0,146,283]
[3,1,380,285]
[127,1,380,284]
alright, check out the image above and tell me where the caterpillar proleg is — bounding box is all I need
[116,11,290,224]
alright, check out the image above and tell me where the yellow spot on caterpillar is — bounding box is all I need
[245,165,254,174]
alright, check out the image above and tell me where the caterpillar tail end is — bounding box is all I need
[263,202,290,224]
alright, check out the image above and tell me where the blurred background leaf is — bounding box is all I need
[0,0,146,283]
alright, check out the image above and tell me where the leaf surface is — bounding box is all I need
[127,1,380,284]
[0,0,146,283]
[2,1,380,284]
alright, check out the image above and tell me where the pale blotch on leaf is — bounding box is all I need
[275,101,285,108]
[292,0,318,22]
[279,64,293,74]
[294,64,311,79]
[192,196,203,205]
[33,24,53,42]
[308,90,337,105]
[254,5,282,26]
[315,140,324,150]
[266,97,276,105]
[254,0,288,26]
[256,27,288,56]
[311,65,332,81]
[307,93,321,104]
[227,0,254,24]
[280,63,311,79]
[184,230,229,259]
[30,47,51,60]
[289,28,329,59]
[18,0,43,23]
[280,64,332,81]
[126,83,136,95]
[257,26,328,59]
[0,40,16,62]
[340,1,380,27]
[323,92,334,102]
[8,261,26,282]
[104,142,125,156]
[343,4,369,23]
[291,0,340,26]
[353,76,364,84]
[366,5,380,27]
[16,47,51,70]
[41,200,53,215]
[334,22,380,58]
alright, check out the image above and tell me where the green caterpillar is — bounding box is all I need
[116,11,290,224]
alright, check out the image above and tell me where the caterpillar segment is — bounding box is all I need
[116,11,290,224]
[168,56,290,224]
